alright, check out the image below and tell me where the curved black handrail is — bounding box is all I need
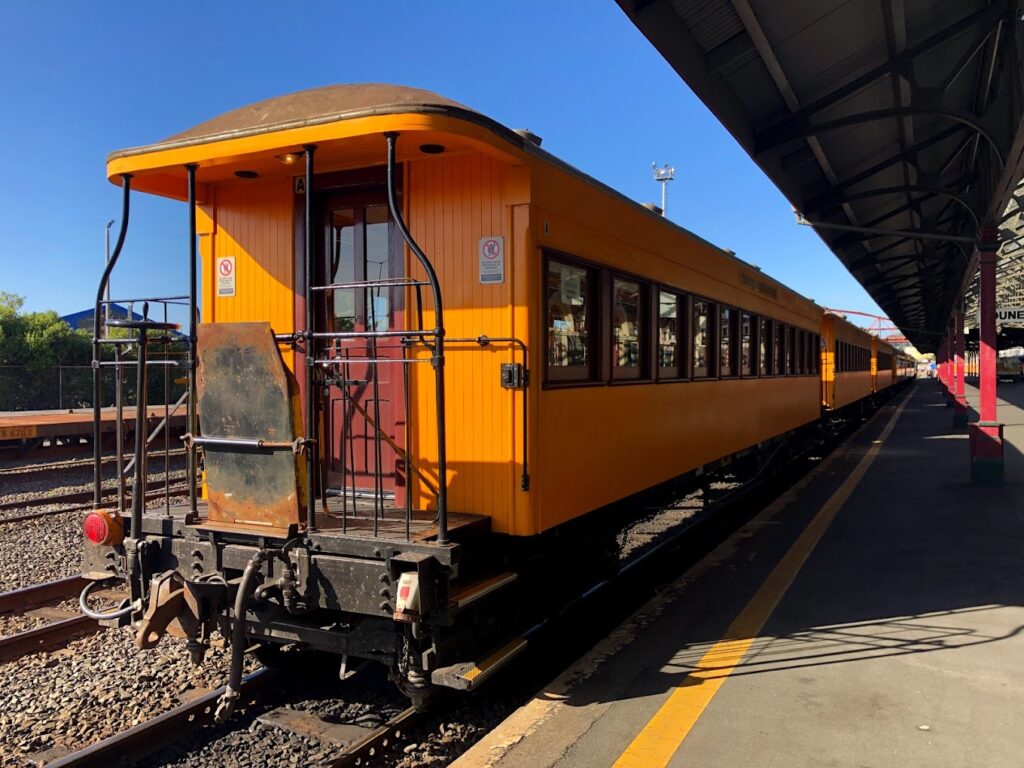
[185,164,199,514]
[384,132,449,542]
[303,145,318,533]
[92,174,132,507]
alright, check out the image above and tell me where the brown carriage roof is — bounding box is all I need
[108,84,486,160]
[106,82,820,311]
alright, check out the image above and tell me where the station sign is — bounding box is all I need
[977,306,1024,325]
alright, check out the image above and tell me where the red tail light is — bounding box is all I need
[83,509,124,546]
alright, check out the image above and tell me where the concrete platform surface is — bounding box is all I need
[454,381,1024,768]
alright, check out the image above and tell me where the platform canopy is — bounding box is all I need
[615,0,1024,350]
[964,175,1024,328]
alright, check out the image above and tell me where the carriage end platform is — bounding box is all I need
[453,380,1024,768]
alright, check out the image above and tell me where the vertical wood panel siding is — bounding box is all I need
[405,153,520,533]
[199,179,295,369]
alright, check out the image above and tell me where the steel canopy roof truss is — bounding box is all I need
[616,0,1024,350]
[964,177,1024,326]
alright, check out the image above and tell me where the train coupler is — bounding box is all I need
[135,570,202,650]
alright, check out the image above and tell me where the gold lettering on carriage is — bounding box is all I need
[740,271,778,299]
[0,426,38,440]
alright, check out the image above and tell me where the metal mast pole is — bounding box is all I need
[652,163,675,217]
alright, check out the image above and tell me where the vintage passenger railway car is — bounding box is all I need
[80,85,909,714]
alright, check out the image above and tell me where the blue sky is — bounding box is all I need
[0,0,883,324]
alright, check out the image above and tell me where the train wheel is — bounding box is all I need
[399,668,441,712]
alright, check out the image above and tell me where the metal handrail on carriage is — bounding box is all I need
[89,135,453,558]
[299,134,451,542]
[87,173,202,624]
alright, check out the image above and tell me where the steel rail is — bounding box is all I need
[322,706,420,768]
[45,668,279,768]
[0,449,186,480]
[0,575,88,614]
[0,614,98,663]
[0,576,102,663]
[0,479,190,519]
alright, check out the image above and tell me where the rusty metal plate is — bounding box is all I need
[196,322,306,528]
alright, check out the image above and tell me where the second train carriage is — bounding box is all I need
[80,84,904,712]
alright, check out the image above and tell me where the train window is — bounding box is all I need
[658,290,683,379]
[775,323,786,375]
[812,334,820,374]
[612,277,645,379]
[797,329,806,374]
[759,317,772,375]
[365,205,391,332]
[330,208,357,332]
[546,258,596,381]
[720,306,737,377]
[786,326,796,374]
[693,299,713,377]
[741,313,754,377]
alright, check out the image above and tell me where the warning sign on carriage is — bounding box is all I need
[216,256,236,297]
[478,236,504,285]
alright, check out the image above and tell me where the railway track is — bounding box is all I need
[0,449,186,484]
[0,576,105,663]
[31,665,419,768]
[0,479,190,520]
[18,397,898,767]
[37,668,279,767]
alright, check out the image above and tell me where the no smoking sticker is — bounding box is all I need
[478,236,504,285]
[216,256,236,297]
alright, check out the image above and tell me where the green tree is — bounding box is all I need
[0,293,91,409]
[0,293,188,411]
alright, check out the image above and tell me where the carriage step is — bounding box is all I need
[449,572,518,612]
[430,637,528,691]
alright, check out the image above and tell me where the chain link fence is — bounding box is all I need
[0,356,187,412]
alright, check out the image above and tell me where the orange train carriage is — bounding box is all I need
[80,85,910,713]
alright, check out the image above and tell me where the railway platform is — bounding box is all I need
[454,379,1024,768]
[0,406,184,458]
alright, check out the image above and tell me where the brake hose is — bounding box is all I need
[79,579,139,621]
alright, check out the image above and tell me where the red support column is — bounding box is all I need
[945,326,955,406]
[969,228,1004,485]
[937,342,948,392]
[953,309,967,427]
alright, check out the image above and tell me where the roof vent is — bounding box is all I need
[515,129,542,147]
[642,202,663,215]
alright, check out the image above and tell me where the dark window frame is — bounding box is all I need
[543,251,601,386]
[656,288,687,381]
[720,305,739,378]
[741,312,755,377]
[775,322,786,376]
[760,317,774,375]
[692,297,716,378]
[610,274,649,382]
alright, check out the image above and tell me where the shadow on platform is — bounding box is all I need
[550,381,1024,711]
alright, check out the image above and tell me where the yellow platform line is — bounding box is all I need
[612,389,913,768]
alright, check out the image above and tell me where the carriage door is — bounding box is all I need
[322,195,405,502]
